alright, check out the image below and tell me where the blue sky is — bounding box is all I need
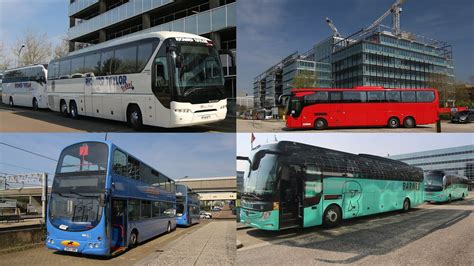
[0,0,68,60]
[236,133,474,172]
[0,133,236,187]
[237,0,474,94]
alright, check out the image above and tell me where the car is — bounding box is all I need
[200,211,212,219]
[212,206,222,212]
[451,110,474,123]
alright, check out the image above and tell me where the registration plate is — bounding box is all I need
[64,247,78,252]
[201,115,211,120]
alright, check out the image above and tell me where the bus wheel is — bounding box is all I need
[69,101,78,119]
[128,105,143,131]
[314,118,327,130]
[323,205,341,228]
[32,98,38,111]
[388,117,400,128]
[167,222,171,233]
[129,230,138,248]
[402,198,410,212]
[403,117,415,128]
[9,97,14,107]
[60,101,68,117]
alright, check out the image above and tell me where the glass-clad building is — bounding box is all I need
[68,0,236,98]
[332,27,454,89]
[389,145,474,181]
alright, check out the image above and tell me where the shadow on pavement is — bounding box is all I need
[3,105,235,132]
[246,201,472,264]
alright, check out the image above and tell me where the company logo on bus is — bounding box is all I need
[60,240,80,247]
[85,75,134,92]
[14,82,32,88]
[402,182,420,191]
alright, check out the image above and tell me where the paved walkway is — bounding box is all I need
[136,221,235,266]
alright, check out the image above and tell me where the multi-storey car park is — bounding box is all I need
[252,0,454,111]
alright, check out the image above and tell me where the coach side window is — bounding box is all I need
[114,45,137,74]
[127,156,140,180]
[401,91,416,102]
[329,92,342,103]
[367,91,385,102]
[137,42,155,71]
[386,91,400,102]
[59,59,71,79]
[48,61,59,80]
[100,50,115,76]
[304,91,328,104]
[416,91,435,102]
[71,57,85,78]
[84,53,101,76]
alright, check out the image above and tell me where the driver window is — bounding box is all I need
[155,57,169,89]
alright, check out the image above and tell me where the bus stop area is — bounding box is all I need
[236,192,474,265]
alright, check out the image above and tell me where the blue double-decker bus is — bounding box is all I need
[46,141,177,256]
[176,184,200,226]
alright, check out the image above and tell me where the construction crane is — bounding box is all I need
[366,0,406,35]
[325,17,341,37]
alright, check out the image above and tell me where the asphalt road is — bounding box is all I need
[0,104,235,132]
[237,193,474,265]
[0,219,235,266]
[237,119,474,133]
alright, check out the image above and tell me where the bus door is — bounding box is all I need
[328,92,343,126]
[111,199,127,252]
[342,181,362,218]
[278,164,303,229]
[84,77,94,116]
[302,165,323,227]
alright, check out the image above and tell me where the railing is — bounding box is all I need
[69,0,175,40]
[69,0,99,16]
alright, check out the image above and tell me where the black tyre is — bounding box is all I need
[403,117,415,128]
[388,117,400,128]
[314,118,328,130]
[402,198,410,212]
[60,101,69,117]
[323,205,342,228]
[128,105,143,131]
[9,97,14,107]
[69,101,78,119]
[129,230,138,248]
[32,98,38,111]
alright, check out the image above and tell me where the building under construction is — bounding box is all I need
[253,0,455,109]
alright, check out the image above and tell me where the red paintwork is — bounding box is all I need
[286,87,440,129]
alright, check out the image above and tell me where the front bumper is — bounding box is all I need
[240,208,279,231]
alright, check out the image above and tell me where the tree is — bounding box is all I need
[426,73,454,107]
[53,35,69,59]
[0,42,12,71]
[292,70,317,88]
[13,29,52,67]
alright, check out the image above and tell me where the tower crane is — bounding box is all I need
[325,17,341,38]
[366,0,406,35]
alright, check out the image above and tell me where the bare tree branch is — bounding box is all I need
[13,29,52,67]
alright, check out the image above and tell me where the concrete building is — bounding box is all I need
[389,145,474,181]
[67,0,236,98]
[176,176,236,207]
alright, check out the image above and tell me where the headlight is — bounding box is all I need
[94,243,99,248]
[89,243,93,248]
[174,109,192,113]
[51,239,54,244]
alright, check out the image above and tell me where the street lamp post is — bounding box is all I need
[17,44,26,67]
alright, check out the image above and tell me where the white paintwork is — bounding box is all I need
[2,65,48,109]
[47,31,227,128]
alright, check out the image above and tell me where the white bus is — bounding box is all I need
[2,65,48,110]
[47,31,228,130]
